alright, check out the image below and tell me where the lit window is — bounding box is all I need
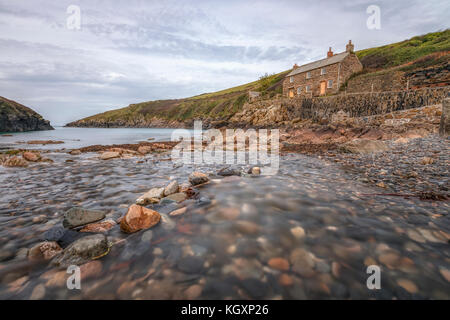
[289,76,294,83]
[306,72,311,79]
[306,85,311,92]
[327,80,333,88]
[321,68,326,75]
[297,87,301,94]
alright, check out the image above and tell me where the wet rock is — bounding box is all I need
[217,167,241,176]
[340,139,388,154]
[63,207,106,229]
[28,241,62,261]
[137,146,152,155]
[169,207,187,217]
[164,180,179,196]
[141,230,153,242]
[52,234,109,267]
[80,219,116,233]
[185,284,203,300]
[80,260,103,279]
[279,274,293,286]
[189,172,209,186]
[240,278,268,299]
[268,257,290,271]
[22,151,40,162]
[69,150,81,155]
[164,192,187,203]
[397,279,418,294]
[439,267,450,282]
[45,270,67,288]
[3,156,28,167]
[290,248,316,278]
[235,221,260,235]
[120,204,161,233]
[421,157,434,165]
[251,167,261,175]
[159,213,176,231]
[30,284,46,300]
[100,151,120,160]
[290,226,305,239]
[177,256,204,274]
[136,187,165,205]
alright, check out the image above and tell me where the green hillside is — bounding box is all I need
[357,29,449,70]
[67,30,449,127]
[67,71,289,126]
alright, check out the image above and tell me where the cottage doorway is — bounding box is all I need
[320,81,326,95]
[289,88,294,98]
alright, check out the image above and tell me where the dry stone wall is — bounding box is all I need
[230,86,449,126]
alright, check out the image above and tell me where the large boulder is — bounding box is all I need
[120,204,161,233]
[164,180,179,196]
[51,234,109,267]
[136,187,165,205]
[63,207,106,229]
[340,139,388,154]
[100,151,120,160]
[189,172,209,186]
[23,151,40,162]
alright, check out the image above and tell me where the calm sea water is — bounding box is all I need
[0,127,184,150]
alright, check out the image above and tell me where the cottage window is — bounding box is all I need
[306,72,311,79]
[321,68,326,75]
[289,76,294,83]
[297,87,301,95]
[305,85,311,92]
[327,80,333,88]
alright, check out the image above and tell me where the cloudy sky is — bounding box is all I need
[0,0,448,125]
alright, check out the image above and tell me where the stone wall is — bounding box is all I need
[230,86,449,126]
[345,60,450,93]
[345,70,407,93]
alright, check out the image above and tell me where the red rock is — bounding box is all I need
[169,207,187,217]
[80,219,116,233]
[80,261,103,280]
[28,241,62,261]
[268,258,290,271]
[278,274,293,286]
[23,151,40,162]
[120,204,161,233]
[4,156,28,167]
[138,146,152,155]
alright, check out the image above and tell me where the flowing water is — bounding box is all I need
[0,146,449,300]
[0,127,181,150]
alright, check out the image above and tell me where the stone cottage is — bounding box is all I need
[283,40,363,97]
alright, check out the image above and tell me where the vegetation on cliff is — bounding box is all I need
[0,96,53,133]
[357,29,449,70]
[66,71,289,127]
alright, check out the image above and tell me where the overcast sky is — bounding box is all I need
[0,0,448,125]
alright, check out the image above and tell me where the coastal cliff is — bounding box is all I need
[0,96,53,133]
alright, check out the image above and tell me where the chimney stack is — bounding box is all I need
[327,47,334,58]
[346,40,354,53]
[293,63,299,69]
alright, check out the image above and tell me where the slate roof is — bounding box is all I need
[286,52,349,77]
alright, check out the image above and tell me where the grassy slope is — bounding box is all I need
[69,70,289,125]
[357,29,449,70]
[69,30,449,126]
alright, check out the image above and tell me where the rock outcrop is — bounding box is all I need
[0,96,53,133]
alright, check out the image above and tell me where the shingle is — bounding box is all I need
[286,52,349,77]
